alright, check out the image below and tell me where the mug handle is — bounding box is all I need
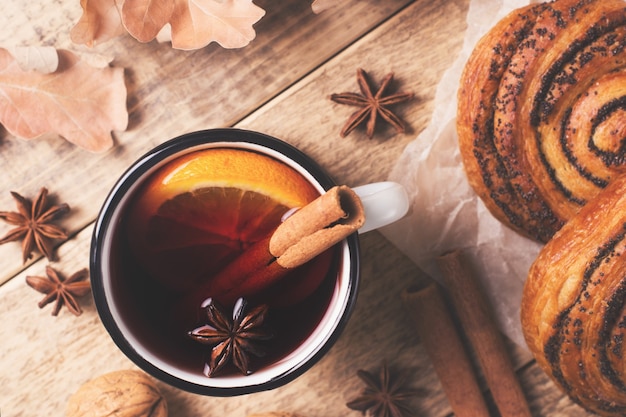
[352,181,409,234]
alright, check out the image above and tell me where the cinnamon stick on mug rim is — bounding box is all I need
[270,185,365,268]
[195,185,365,304]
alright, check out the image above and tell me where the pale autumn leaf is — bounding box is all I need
[10,46,59,74]
[121,0,175,43]
[71,0,126,47]
[311,0,335,14]
[0,48,128,152]
[121,0,266,50]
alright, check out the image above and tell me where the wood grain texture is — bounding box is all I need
[0,0,598,415]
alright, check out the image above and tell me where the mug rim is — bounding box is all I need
[89,128,360,396]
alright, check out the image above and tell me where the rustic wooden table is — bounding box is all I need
[0,0,596,416]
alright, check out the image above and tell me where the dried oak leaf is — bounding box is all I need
[9,46,59,74]
[311,0,335,14]
[70,0,126,48]
[72,0,266,50]
[0,47,128,152]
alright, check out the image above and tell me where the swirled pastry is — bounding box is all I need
[522,174,626,416]
[457,0,626,243]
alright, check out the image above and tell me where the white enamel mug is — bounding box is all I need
[90,128,408,396]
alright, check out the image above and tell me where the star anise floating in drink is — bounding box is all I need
[0,187,69,263]
[25,265,91,316]
[347,362,418,417]
[188,297,273,377]
[330,68,414,138]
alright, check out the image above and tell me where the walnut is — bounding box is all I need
[66,369,167,417]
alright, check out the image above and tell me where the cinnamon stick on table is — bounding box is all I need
[437,250,532,417]
[402,282,490,417]
[195,185,365,304]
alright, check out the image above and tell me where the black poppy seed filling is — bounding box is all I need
[537,24,626,137]
[598,278,626,386]
[527,11,626,209]
[468,3,558,242]
[467,1,626,242]
[559,107,610,189]
[487,1,575,241]
[542,225,626,412]
[588,96,626,166]
[552,30,626,190]
[532,24,626,126]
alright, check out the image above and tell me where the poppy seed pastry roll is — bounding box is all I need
[522,173,626,416]
[457,0,626,243]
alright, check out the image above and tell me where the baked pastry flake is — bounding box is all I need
[522,173,626,416]
[457,0,626,242]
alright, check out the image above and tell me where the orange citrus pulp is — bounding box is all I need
[126,148,322,295]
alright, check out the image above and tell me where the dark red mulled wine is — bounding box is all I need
[106,148,341,377]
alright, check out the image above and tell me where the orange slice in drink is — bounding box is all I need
[126,148,323,296]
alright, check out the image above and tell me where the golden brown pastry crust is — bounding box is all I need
[522,174,626,416]
[457,0,626,243]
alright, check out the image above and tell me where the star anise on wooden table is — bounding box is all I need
[188,297,273,377]
[330,68,414,138]
[346,362,418,417]
[0,187,69,263]
[25,265,91,316]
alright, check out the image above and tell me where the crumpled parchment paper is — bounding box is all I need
[382,0,543,347]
